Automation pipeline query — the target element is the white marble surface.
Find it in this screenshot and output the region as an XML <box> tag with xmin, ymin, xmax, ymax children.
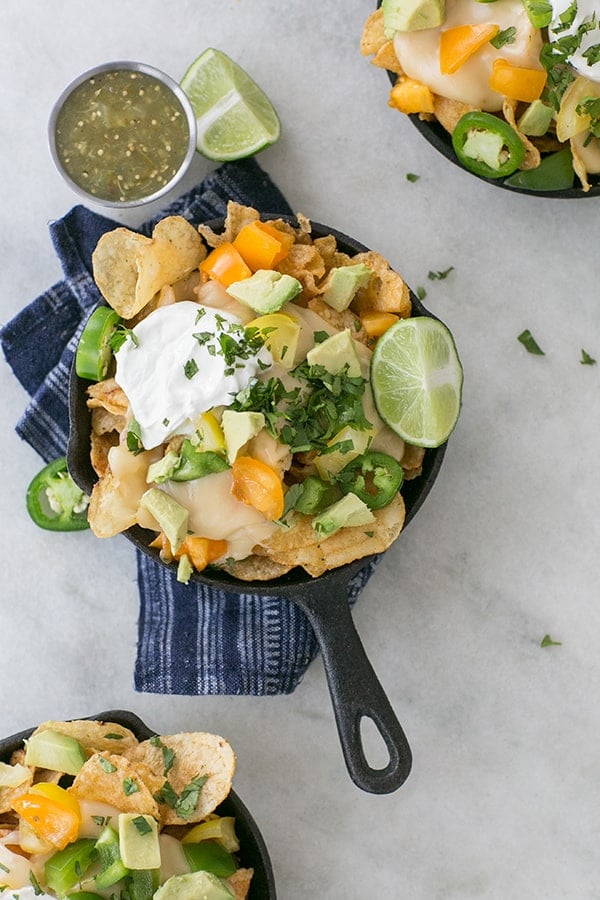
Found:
<box><xmin>2</xmin><ymin>1</ymin><xmax>600</xmax><ymax>897</ymax></box>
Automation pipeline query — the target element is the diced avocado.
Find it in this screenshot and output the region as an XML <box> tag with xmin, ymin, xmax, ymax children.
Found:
<box><xmin>461</xmin><ymin>129</ymin><xmax>505</xmax><ymax>171</ymax></box>
<box><xmin>321</xmin><ymin>264</ymin><xmax>372</xmax><ymax>312</ymax></box>
<box><xmin>139</xmin><ymin>487</ymin><xmax>188</xmax><ymax>554</ymax></box>
<box><xmin>146</xmin><ymin>450</ymin><xmax>180</xmax><ymax>484</ymax></box>
<box><xmin>182</xmin><ymin>840</ymin><xmax>237</xmax><ymax>878</ymax></box>
<box><xmin>517</xmin><ymin>100</ymin><xmax>553</xmax><ymax>137</ymax></box>
<box><xmin>312</xmin><ymin>492</ymin><xmax>375</xmax><ymax>538</ymax></box>
<box><xmin>154</xmin><ymin>870</ymin><xmax>234</xmax><ymax>899</ymax></box>
<box><xmin>118</xmin><ymin>814</ymin><xmax>161</xmax><ymax>870</ymax></box>
<box><xmin>306</xmin><ymin>329</ymin><xmax>362</xmax><ymax>377</ymax></box>
<box><xmin>382</xmin><ymin>0</ymin><xmax>445</xmax><ymax>34</ymax></box>
<box><xmin>177</xmin><ymin>553</ymin><xmax>194</xmax><ymax>585</ymax></box>
<box><xmin>221</xmin><ymin>410</ymin><xmax>265</xmax><ymax>463</ymax></box>
<box><xmin>227</xmin><ymin>269</ymin><xmax>302</xmax><ymax>314</ymax></box>
<box><xmin>25</xmin><ymin>729</ymin><xmax>87</xmax><ymax>776</ymax></box>
<box><xmin>314</xmin><ymin>426</ymin><xmax>372</xmax><ymax>480</ymax></box>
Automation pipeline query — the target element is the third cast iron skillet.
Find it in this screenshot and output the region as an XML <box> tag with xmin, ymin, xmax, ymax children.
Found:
<box><xmin>68</xmin><ymin>216</ymin><xmax>449</xmax><ymax>795</ymax></box>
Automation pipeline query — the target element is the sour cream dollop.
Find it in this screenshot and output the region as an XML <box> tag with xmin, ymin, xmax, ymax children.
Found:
<box><xmin>114</xmin><ymin>301</ymin><xmax>272</xmax><ymax>449</ymax></box>
<box><xmin>549</xmin><ymin>0</ymin><xmax>600</xmax><ymax>82</ymax></box>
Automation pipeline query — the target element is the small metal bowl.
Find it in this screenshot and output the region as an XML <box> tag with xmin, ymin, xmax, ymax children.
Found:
<box><xmin>0</xmin><ymin>709</ymin><xmax>277</xmax><ymax>899</ymax></box>
<box><xmin>48</xmin><ymin>61</ymin><xmax>198</xmax><ymax>209</ymax></box>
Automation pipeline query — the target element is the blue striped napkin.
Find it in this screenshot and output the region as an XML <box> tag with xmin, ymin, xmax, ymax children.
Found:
<box><xmin>1</xmin><ymin>158</ymin><xmax>380</xmax><ymax>695</ymax></box>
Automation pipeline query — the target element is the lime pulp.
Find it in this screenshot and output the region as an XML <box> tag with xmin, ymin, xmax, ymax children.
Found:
<box><xmin>370</xmin><ymin>316</ymin><xmax>463</xmax><ymax>448</ymax></box>
<box><xmin>180</xmin><ymin>48</ymin><xmax>281</xmax><ymax>161</ymax></box>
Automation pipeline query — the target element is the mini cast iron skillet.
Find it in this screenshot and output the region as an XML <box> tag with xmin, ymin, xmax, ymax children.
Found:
<box><xmin>0</xmin><ymin>709</ymin><xmax>277</xmax><ymax>899</ymax></box>
<box><xmin>68</xmin><ymin>218</ymin><xmax>448</xmax><ymax>795</ymax></box>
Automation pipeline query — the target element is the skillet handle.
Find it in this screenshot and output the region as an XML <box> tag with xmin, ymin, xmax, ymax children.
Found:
<box><xmin>295</xmin><ymin>578</ymin><xmax>412</xmax><ymax>794</ymax></box>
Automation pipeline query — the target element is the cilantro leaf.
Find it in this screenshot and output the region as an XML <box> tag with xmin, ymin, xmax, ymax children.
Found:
<box><xmin>518</xmin><ymin>329</ymin><xmax>545</xmax><ymax>355</ymax></box>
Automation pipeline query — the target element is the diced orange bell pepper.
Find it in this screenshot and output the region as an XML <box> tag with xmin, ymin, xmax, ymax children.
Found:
<box><xmin>233</xmin><ymin>221</ymin><xmax>294</xmax><ymax>270</ymax></box>
<box><xmin>439</xmin><ymin>23</ymin><xmax>500</xmax><ymax>75</ymax></box>
<box><xmin>489</xmin><ymin>58</ymin><xmax>547</xmax><ymax>103</ymax></box>
<box><xmin>360</xmin><ymin>311</ymin><xmax>399</xmax><ymax>338</ymax></box>
<box><xmin>12</xmin><ymin>784</ymin><xmax>81</xmax><ymax>850</ymax></box>
<box><xmin>255</xmin><ymin>221</ymin><xmax>294</xmax><ymax>263</ymax></box>
<box><xmin>231</xmin><ymin>456</ymin><xmax>285</xmax><ymax>521</ymax></box>
<box><xmin>200</xmin><ymin>242</ymin><xmax>252</xmax><ymax>288</ymax></box>
<box><xmin>150</xmin><ymin>533</ymin><xmax>228</xmax><ymax>572</ymax></box>
<box><xmin>178</xmin><ymin>536</ymin><xmax>228</xmax><ymax>571</ymax></box>
<box><xmin>389</xmin><ymin>77</ymin><xmax>435</xmax><ymax>115</ymax></box>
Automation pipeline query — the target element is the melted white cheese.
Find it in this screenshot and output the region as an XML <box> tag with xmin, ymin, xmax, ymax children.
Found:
<box><xmin>160</xmin><ymin>469</ymin><xmax>278</xmax><ymax>559</ymax></box>
<box><xmin>114</xmin><ymin>301</ymin><xmax>272</xmax><ymax>450</ymax></box>
<box><xmin>393</xmin><ymin>0</ymin><xmax>544</xmax><ymax>110</ymax></box>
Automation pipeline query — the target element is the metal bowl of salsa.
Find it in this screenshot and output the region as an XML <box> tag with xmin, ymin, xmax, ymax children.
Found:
<box><xmin>48</xmin><ymin>60</ymin><xmax>198</xmax><ymax>208</ymax></box>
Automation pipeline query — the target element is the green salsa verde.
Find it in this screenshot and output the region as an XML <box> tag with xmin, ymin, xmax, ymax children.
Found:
<box><xmin>54</xmin><ymin>68</ymin><xmax>192</xmax><ymax>203</ymax></box>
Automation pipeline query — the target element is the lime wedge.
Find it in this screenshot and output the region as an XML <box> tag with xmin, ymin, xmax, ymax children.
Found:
<box><xmin>181</xmin><ymin>48</ymin><xmax>281</xmax><ymax>161</ymax></box>
<box><xmin>371</xmin><ymin>316</ymin><xmax>463</xmax><ymax>448</ymax></box>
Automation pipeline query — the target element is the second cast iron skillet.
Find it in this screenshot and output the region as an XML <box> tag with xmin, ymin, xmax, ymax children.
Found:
<box><xmin>68</xmin><ymin>217</ymin><xmax>449</xmax><ymax>794</ymax></box>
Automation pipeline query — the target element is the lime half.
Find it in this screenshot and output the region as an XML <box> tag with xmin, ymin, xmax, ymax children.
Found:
<box><xmin>181</xmin><ymin>48</ymin><xmax>281</xmax><ymax>161</ymax></box>
<box><xmin>371</xmin><ymin>316</ymin><xmax>463</xmax><ymax>448</ymax></box>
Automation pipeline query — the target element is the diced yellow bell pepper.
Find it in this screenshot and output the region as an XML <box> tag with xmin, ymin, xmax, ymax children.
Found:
<box><xmin>489</xmin><ymin>58</ymin><xmax>547</xmax><ymax>103</ymax></box>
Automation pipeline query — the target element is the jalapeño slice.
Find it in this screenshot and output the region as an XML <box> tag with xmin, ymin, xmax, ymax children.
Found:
<box><xmin>76</xmin><ymin>306</ymin><xmax>121</xmax><ymax>381</ymax></box>
<box><xmin>335</xmin><ymin>451</ymin><xmax>404</xmax><ymax>510</ymax></box>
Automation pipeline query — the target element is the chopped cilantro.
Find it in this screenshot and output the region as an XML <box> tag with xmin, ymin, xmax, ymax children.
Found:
<box><xmin>154</xmin><ymin>773</ymin><xmax>207</xmax><ymax>819</ymax></box>
<box><xmin>103</xmin><ymin>732</ymin><xmax>124</xmax><ymax>740</ymax></box>
<box><xmin>98</xmin><ymin>756</ymin><xmax>117</xmax><ymax>774</ymax></box>
<box><xmin>518</xmin><ymin>329</ymin><xmax>545</xmax><ymax>355</ymax></box>
<box><xmin>175</xmin><ymin>774</ymin><xmax>208</xmax><ymax>819</ymax></box>
<box><xmin>580</xmin><ymin>348</ymin><xmax>597</xmax><ymax>365</ymax></box>
<box><xmin>490</xmin><ymin>26</ymin><xmax>516</xmax><ymax>49</ymax></box>
<box><xmin>406</xmin><ymin>172</ymin><xmax>420</xmax><ymax>182</ymax></box>
<box><xmin>428</xmin><ymin>267</ymin><xmax>454</xmax><ymax>280</ymax></box>
<box><xmin>109</xmin><ymin>324</ymin><xmax>139</xmax><ymax>352</ymax></box>
<box><xmin>132</xmin><ymin>815</ymin><xmax>153</xmax><ymax>835</ymax></box>
<box><xmin>150</xmin><ymin>735</ymin><xmax>176</xmax><ymax>775</ymax></box>
<box><xmin>576</xmin><ymin>97</ymin><xmax>600</xmax><ymax>140</ymax></box>
<box><xmin>540</xmin><ymin>634</ymin><xmax>562</xmax><ymax>647</ymax></box>
<box><xmin>126</xmin><ymin>419</ymin><xmax>144</xmax><ymax>455</ymax></box>
<box><xmin>29</xmin><ymin>871</ymin><xmax>44</xmax><ymax>895</ymax></box>
<box><xmin>0</xmin><ymin>864</ymin><xmax>8</xmax><ymax>875</ymax></box>
<box><xmin>416</xmin><ymin>286</ymin><xmax>427</xmax><ymax>301</ymax></box>
<box><xmin>184</xmin><ymin>358</ymin><xmax>199</xmax><ymax>379</ymax></box>
<box><xmin>123</xmin><ymin>777</ymin><xmax>139</xmax><ymax>796</ymax></box>
<box><xmin>313</xmin><ymin>330</ymin><xmax>330</xmax><ymax>344</ymax></box>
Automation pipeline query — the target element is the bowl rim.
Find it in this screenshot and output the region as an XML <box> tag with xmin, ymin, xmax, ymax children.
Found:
<box><xmin>48</xmin><ymin>59</ymin><xmax>198</xmax><ymax>209</ymax></box>
<box><xmin>0</xmin><ymin>709</ymin><xmax>277</xmax><ymax>899</ymax></box>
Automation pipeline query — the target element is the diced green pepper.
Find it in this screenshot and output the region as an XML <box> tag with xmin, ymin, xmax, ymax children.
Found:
<box><xmin>45</xmin><ymin>838</ymin><xmax>98</xmax><ymax>895</ymax></box>
<box><xmin>294</xmin><ymin>475</ymin><xmax>342</xmax><ymax>515</ymax></box>
<box><xmin>26</xmin><ymin>457</ymin><xmax>90</xmax><ymax>531</ymax></box>
<box><xmin>503</xmin><ymin>148</ymin><xmax>575</xmax><ymax>191</ymax></box>
<box><xmin>182</xmin><ymin>839</ymin><xmax>237</xmax><ymax>878</ymax></box>
<box><xmin>94</xmin><ymin>824</ymin><xmax>129</xmax><ymax>890</ymax></box>
<box><xmin>125</xmin><ymin>868</ymin><xmax>160</xmax><ymax>900</ymax></box>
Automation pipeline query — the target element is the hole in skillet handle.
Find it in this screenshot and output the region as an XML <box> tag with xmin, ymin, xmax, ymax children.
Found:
<box><xmin>375</xmin><ymin>2</ymin><xmax>600</xmax><ymax>198</ymax></box>
<box><xmin>0</xmin><ymin>710</ymin><xmax>277</xmax><ymax>899</ymax></box>
<box><xmin>66</xmin><ymin>214</ymin><xmax>448</xmax><ymax>793</ymax></box>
